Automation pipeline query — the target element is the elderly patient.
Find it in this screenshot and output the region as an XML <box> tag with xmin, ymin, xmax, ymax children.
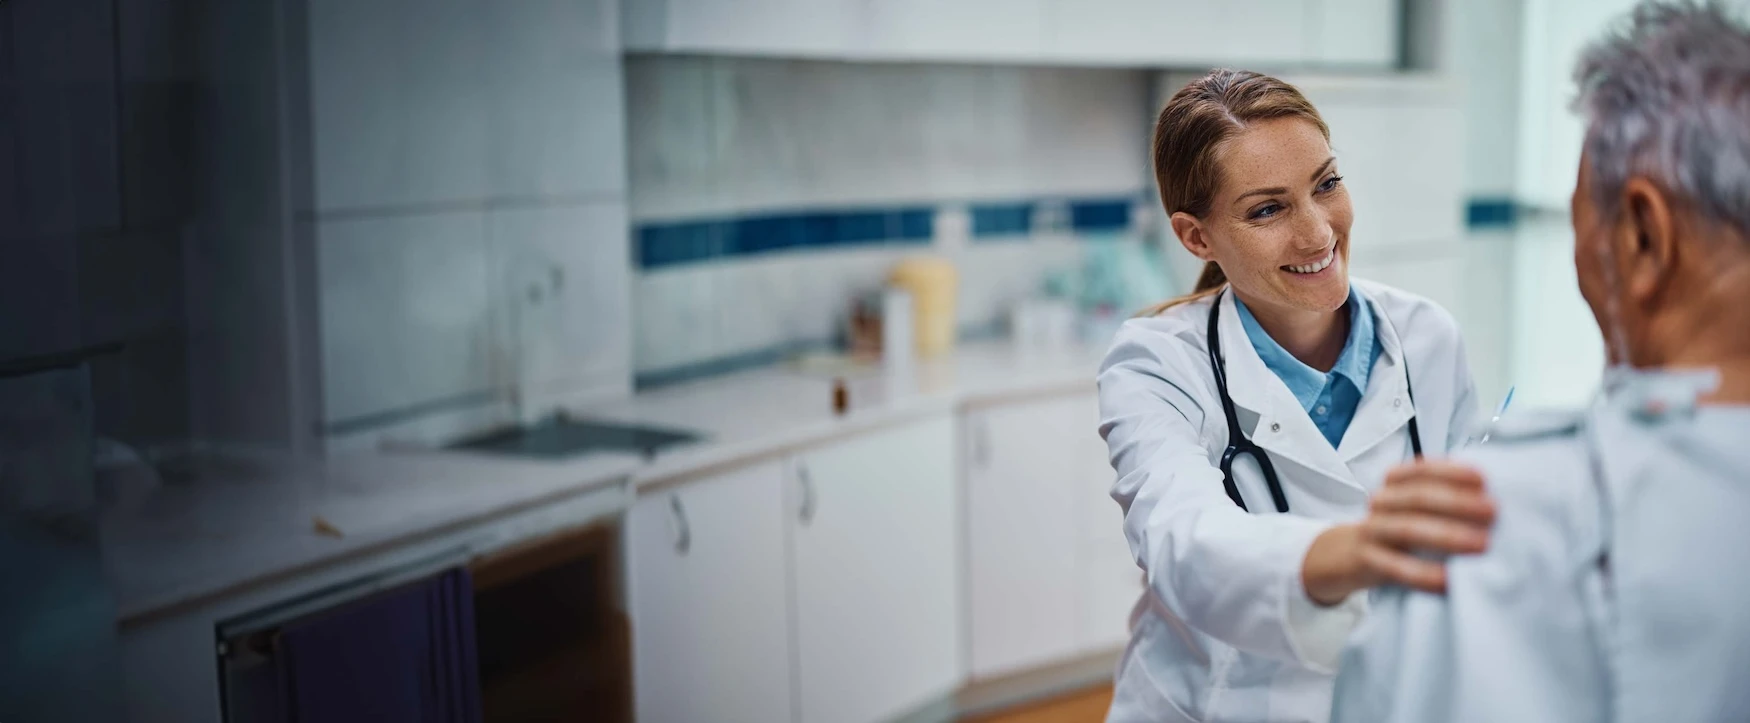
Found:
<box><xmin>1330</xmin><ymin>2</ymin><xmax>1750</xmax><ymax>722</ymax></box>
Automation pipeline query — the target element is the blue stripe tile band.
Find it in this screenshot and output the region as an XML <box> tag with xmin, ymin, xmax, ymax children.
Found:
<box><xmin>970</xmin><ymin>202</ymin><xmax>1035</xmax><ymax>238</ymax></box>
<box><xmin>1070</xmin><ymin>199</ymin><xmax>1131</xmax><ymax>232</ymax></box>
<box><xmin>638</xmin><ymin>207</ymin><xmax>934</xmax><ymax>269</ymax></box>
<box><xmin>636</xmin><ymin>195</ymin><xmax>1138</xmax><ymax>269</ymax></box>
<box><xmin>1465</xmin><ymin>198</ymin><xmax>1517</xmax><ymax>228</ymax></box>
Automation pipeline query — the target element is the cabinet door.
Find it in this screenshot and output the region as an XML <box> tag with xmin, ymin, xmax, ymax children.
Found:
<box><xmin>860</xmin><ymin>0</ymin><xmax>1047</xmax><ymax>63</ymax></box>
<box><xmin>625</xmin><ymin>0</ymin><xmax>857</xmax><ymax>57</ymax></box>
<box><xmin>627</xmin><ymin>461</ymin><xmax>793</xmax><ymax>723</ymax></box>
<box><xmin>1043</xmin><ymin>0</ymin><xmax>1310</xmax><ymax>66</ymax></box>
<box><xmin>1310</xmin><ymin>0</ymin><xmax>1401</xmax><ymax>67</ymax></box>
<box><xmin>965</xmin><ymin>397</ymin><xmax>1086</xmax><ymax>679</ymax></box>
<box><xmin>791</xmin><ymin>416</ymin><xmax>962</xmax><ymax>723</ymax></box>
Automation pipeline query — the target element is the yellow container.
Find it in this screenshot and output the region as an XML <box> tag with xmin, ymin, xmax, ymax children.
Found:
<box><xmin>888</xmin><ymin>256</ymin><xmax>959</xmax><ymax>358</ymax></box>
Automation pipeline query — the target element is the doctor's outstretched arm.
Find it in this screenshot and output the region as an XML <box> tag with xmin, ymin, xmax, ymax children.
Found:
<box><xmin>1098</xmin><ymin>327</ymin><xmax>1494</xmax><ymax>672</ymax></box>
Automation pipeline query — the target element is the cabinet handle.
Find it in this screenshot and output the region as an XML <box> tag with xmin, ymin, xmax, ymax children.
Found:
<box><xmin>669</xmin><ymin>493</ymin><xmax>691</xmax><ymax>555</ymax></box>
<box><xmin>797</xmin><ymin>464</ymin><xmax>817</xmax><ymax>525</ymax></box>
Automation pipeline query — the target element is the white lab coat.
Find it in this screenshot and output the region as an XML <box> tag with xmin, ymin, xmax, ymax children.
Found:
<box><xmin>1331</xmin><ymin>373</ymin><xmax>1750</xmax><ymax>723</ymax></box>
<box><xmin>1098</xmin><ymin>278</ymin><xmax>1479</xmax><ymax>723</ymax></box>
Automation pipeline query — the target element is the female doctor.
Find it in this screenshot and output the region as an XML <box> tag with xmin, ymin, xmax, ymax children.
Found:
<box><xmin>1098</xmin><ymin>69</ymin><xmax>1497</xmax><ymax>723</ymax></box>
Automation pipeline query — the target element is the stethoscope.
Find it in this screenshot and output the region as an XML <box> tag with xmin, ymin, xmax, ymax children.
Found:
<box><xmin>1206</xmin><ymin>288</ymin><xmax>1423</xmax><ymax>513</ymax></box>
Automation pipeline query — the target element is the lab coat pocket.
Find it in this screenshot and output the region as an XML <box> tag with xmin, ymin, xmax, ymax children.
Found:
<box><xmin>1110</xmin><ymin>654</ymin><xmax>1204</xmax><ymax>723</ymax></box>
<box><xmin>1110</xmin><ymin>615</ymin><xmax>1211</xmax><ymax>723</ymax></box>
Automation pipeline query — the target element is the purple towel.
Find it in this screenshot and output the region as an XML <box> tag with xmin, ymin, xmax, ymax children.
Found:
<box><xmin>278</xmin><ymin>568</ymin><xmax>482</xmax><ymax>723</ymax></box>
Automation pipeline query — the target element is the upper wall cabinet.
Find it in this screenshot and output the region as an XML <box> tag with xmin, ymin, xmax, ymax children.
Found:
<box><xmin>1041</xmin><ymin>0</ymin><xmax>1311</xmax><ymax>67</ymax></box>
<box><xmin>1311</xmin><ymin>0</ymin><xmax>1402</xmax><ymax>67</ymax></box>
<box><xmin>623</xmin><ymin>0</ymin><xmax>861</xmax><ymax>58</ymax></box>
<box><xmin>862</xmin><ymin>0</ymin><xmax>1049</xmax><ymax>64</ymax></box>
<box><xmin>623</xmin><ymin>0</ymin><xmax>1401</xmax><ymax>69</ymax></box>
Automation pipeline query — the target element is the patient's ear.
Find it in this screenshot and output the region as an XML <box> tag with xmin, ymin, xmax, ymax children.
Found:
<box><xmin>1618</xmin><ymin>176</ymin><xmax>1677</xmax><ymax>306</ymax></box>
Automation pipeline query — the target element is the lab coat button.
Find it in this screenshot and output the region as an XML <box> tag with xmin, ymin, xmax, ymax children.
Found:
<box><xmin>1394</xmin><ymin>398</ymin><xmax>1403</xmax><ymax>407</ymax></box>
<box><xmin>1270</xmin><ymin>422</ymin><xmax>1281</xmax><ymax>433</ymax></box>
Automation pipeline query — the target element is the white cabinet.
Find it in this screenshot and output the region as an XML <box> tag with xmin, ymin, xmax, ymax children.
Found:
<box><xmin>628</xmin><ymin>414</ymin><xmax>963</xmax><ymax>723</ymax></box>
<box><xmin>624</xmin><ymin>0</ymin><xmax>859</xmax><ymax>57</ymax></box>
<box><xmin>1043</xmin><ymin>0</ymin><xmax>1311</xmax><ymax>67</ymax></box>
<box><xmin>965</xmin><ymin>391</ymin><xmax>1141</xmax><ymax>679</ymax></box>
<box><xmin>861</xmin><ymin>0</ymin><xmax>1048</xmax><ymax>63</ymax></box>
<box><xmin>628</xmin><ymin>460</ymin><xmax>794</xmax><ymax>723</ymax></box>
<box><xmin>965</xmin><ymin>397</ymin><xmax>1086</xmax><ymax>679</ymax></box>
<box><xmin>1310</xmin><ymin>0</ymin><xmax>1402</xmax><ymax>67</ymax></box>
<box><xmin>791</xmin><ymin>415</ymin><xmax>962</xmax><ymax>723</ymax></box>
<box><xmin>625</xmin><ymin>0</ymin><xmax>1399</xmax><ymax>69</ymax></box>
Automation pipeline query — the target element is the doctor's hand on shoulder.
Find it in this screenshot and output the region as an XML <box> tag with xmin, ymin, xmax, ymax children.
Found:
<box><xmin>1303</xmin><ymin>461</ymin><xmax>1496</xmax><ymax>604</ymax></box>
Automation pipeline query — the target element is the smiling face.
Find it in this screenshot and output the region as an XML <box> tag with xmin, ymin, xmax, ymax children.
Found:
<box><xmin>1171</xmin><ymin>117</ymin><xmax>1354</xmax><ymax>315</ymax></box>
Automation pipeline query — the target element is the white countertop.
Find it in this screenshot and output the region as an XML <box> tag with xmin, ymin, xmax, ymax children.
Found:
<box><xmin>588</xmin><ymin>340</ymin><xmax>1107</xmax><ymax>487</ymax></box>
<box><xmin>102</xmin><ymin>339</ymin><xmax>1107</xmax><ymax>624</ymax></box>
<box><xmin>102</xmin><ymin>449</ymin><xmax>642</xmax><ymax>623</ymax></box>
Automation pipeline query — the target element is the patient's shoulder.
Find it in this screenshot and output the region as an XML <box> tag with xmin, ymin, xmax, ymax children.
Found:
<box><xmin>1454</xmin><ymin>408</ymin><xmax>1604</xmax><ymax>578</ymax></box>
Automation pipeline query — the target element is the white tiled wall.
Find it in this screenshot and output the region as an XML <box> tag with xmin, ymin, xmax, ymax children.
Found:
<box><xmin>309</xmin><ymin>0</ymin><xmax>491</xmax><ymax>212</ymax></box>
<box><xmin>625</xmin><ymin>58</ymin><xmax>1149</xmax><ymax>221</ymax></box>
<box><xmin>310</xmin><ymin>0</ymin><xmax>624</xmax><ymax>211</ymax></box>
<box><xmin>1283</xmin><ymin>73</ymin><xmax>1468</xmax><ymax>247</ymax></box>
<box><xmin>951</xmin><ymin>237</ymin><xmax>1088</xmax><ymax>330</ymax></box>
<box><xmin>1453</xmin><ymin>0</ymin><xmax>1525</xmax><ymax>200</ymax></box>
<box><xmin>1516</xmin><ymin>0</ymin><xmax>1643</xmax><ymax>210</ymax></box>
<box><xmin>627</xmin><ymin>58</ymin><xmax>1151</xmax><ymax>377</ymax></box>
<box><xmin>1508</xmin><ymin>217</ymin><xmax>1603</xmax><ymax>410</ymax></box>
<box><xmin>634</xmin><ymin>263</ymin><xmax>723</xmax><ymax>373</ymax></box>
<box><xmin>316</xmin><ymin>211</ymin><xmax>496</xmax><ymax>425</ymax></box>
<box><xmin>1042</xmin><ymin>0</ymin><xmax>1310</xmax><ymax>66</ymax></box>
<box><xmin>488</xmin><ymin>203</ymin><xmax>634</xmax><ymax>407</ymax></box>
<box><xmin>306</xmin><ymin>0</ymin><xmax>631</xmax><ymax>448</ymax></box>
<box><xmin>1348</xmin><ymin>238</ymin><xmax>1514</xmax><ymax>408</ymax></box>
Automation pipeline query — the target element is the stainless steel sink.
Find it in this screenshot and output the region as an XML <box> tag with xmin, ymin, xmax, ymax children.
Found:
<box><xmin>445</xmin><ymin>412</ymin><xmax>701</xmax><ymax>461</ymax></box>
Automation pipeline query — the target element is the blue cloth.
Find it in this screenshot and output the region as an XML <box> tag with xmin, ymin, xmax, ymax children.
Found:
<box><xmin>274</xmin><ymin>568</ymin><xmax>483</xmax><ymax>723</ymax></box>
<box><xmin>1234</xmin><ymin>289</ymin><xmax>1378</xmax><ymax>448</ymax></box>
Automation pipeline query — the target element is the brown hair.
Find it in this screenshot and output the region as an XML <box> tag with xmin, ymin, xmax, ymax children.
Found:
<box><xmin>1139</xmin><ymin>69</ymin><xmax>1330</xmax><ymax>316</ymax></box>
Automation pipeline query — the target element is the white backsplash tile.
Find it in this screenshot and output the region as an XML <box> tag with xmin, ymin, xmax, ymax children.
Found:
<box><xmin>708</xmin><ymin>253</ymin><xmax>807</xmax><ymax>355</ymax></box>
<box><xmin>634</xmin><ymin>240</ymin><xmax>1092</xmax><ymax>375</ymax></box>
<box><xmin>861</xmin><ymin>0</ymin><xmax>1048</xmax><ymax>61</ymax></box>
<box><xmin>308</xmin><ymin>0</ymin><xmax>490</xmax><ymax>212</ymax></box>
<box><xmin>483</xmin><ymin>0</ymin><xmax>626</xmax><ymax>199</ymax></box>
<box><xmin>627</xmin><ymin>58</ymin><xmax>1155</xmax><ymax>377</ymax></box>
<box><xmin>310</xmin><ymin>0</ymin><xmax>625</xmax><ymax>212</ymax></box>
<box><xmin>626</xmin><ymin>57</ymin><xmax>1149</xmax><ymax>222</ymax></box>
<box><xmin>316</xmin><ymin>210</ymin><xmax>495</xmax><ymax>425</ymax></box>
<box><xmin>953</xmin><ymin>239</ymin><xmax>1085</xmax><ymax>329</ymax></box>
<box><xmin>635</xmin><ymin>263</ymin><xmax>723</xmax><ymax>372</ymax></box>
<box><xmin>487</xmin><ymin>202</ymin><xmax>632</xmax><ymax>416</ymax></box>
<box><xmin>704</xmin><ymin>248</ymin><xmax>911</xmax><ymax>364</ymax></box>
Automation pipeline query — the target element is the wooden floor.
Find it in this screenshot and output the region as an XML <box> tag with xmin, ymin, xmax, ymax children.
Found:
<box><xmin>963</xmin><ymin>685</ymin><xmax>1113</xmax><ymax>723</ymax></box>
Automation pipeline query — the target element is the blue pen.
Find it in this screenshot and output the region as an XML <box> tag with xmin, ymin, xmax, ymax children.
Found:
<box><xmin>1478</xmin><ymin>386</ymin><xmax>1516</xmax><ymax>444</ymax></box>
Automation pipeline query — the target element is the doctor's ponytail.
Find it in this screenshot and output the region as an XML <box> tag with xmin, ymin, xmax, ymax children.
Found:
<box><xmin>1138</xmin><ymin>69</ymin><xmax>1328</xmax><ymax>317</ymax></box>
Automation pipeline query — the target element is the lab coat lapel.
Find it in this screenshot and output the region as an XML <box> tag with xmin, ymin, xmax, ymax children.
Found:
<box><xmin>1215</xmin><ymin>291</ymin><xmax>1360</xmax><ymax>493</ymax></box>
<box><xmin>1338</xmin><ymin>287</ymin><xmax>1417</xmax><ymax>463</ymax></box>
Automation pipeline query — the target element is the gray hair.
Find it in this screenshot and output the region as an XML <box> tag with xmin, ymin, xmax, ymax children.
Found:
<box><xmin>1573</xmin><ymin>0</ymin><xmax>1750</xmax><ymax>237</ymax></box>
